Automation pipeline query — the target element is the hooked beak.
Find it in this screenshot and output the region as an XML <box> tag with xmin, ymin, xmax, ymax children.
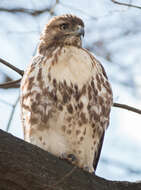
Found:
<box><xmin>76</xmin><ymin>26</ymin><xmax>85</xmax><ymax>37</ymax></box>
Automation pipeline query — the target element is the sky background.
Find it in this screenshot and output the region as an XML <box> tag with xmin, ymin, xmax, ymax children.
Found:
<box><xmin>0</xmin><ymin>0</ymin><xmax>141</xmax><ymax>181</ymax></box>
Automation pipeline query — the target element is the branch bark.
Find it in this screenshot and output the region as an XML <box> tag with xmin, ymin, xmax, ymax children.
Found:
<box><xmin>0</xmin><ymin>129</ymin><xmax>140</xmax><ymax>190</ymax></box>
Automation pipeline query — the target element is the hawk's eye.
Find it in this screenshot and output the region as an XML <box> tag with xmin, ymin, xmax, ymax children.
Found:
<box><xmin>60</xmin><ymin>23</ymin><xmax>69</xmax><ymax>30</ymax></box>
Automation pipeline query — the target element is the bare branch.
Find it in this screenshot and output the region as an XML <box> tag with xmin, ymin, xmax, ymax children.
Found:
<box><xmin>0</xmin><ymin>7</ymin><xmax>51</xmax><ymax>16</ymax></box>
<box><xmin>113</xmin><ymin>103</ymin><xmax>141</xmax><ymax>114</ymax></box>
<box><xmin>0</xmin><ymin>0</ymin><xmax>59</xmax><ymax>16</ymax></box>
<box><xmin>111</xmin><ymin>0</ymin><xmax>141</xmax><ymax>10</ymax></box>
<box><xmin>0</xmin><ymin>79</ymin><xmax>21</xmax><ymax>88</ymax></box>
<box><xmin>0</xmin><ymin>58</ymin><xmax>24</xmax><ymax>76</ymax></box>
<box><xmin>0</xmin><ymin>58</ymin><xmax>23</xmax><ymax>88</ymax></box>
<box><xmin>49</xmin><ymin>0</ymin><xmax>59</xmax><ymax>15</ymax></box>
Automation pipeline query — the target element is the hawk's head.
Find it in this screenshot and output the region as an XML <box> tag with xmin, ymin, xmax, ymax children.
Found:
<box><xmin>38</xmin><ymin>15</ymin><xmax>84</xmax><ymax>54</ymax></box>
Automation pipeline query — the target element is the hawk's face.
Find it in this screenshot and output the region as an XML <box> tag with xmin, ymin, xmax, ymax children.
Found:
<box><xmin>39</xmin><ymin>15</ymin><xmax>84</xmax><ymax>52</ymax></box>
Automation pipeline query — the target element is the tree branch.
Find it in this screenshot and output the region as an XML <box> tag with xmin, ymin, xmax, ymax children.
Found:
<box><xmin>111</xmin><ymin>0</ymin><xmax>141</xmax><ymax>10</ymax></box>
<box><xmin>0</xmin><ymin>129</ymin><xmax>140</xmax><ymax>190</ymax></box>
<box><xmin>113</xmin><ymin>103</ymin><xmax>141</xmax><ymax>114</ymax></box>
<box><xmin>0</xmin><ymin>7</ymin><xmax>51</xmax><ymax>16</ymax></box>
<box><xmin>0</xmin><ymin>0</ymin><xmax>59</xmax><ymax>16</ymax></box>
<box><xmin>0</xmin><ymin>79</ymin><xmax>21</xmax><ymax>88</ymax></box>
<box><xmin>0</xmin><ymin>58</ymin><xmax>24</xmax><ymax>76</ymax></box>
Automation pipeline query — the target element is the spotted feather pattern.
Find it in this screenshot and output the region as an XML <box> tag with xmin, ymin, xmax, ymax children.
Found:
<box><xmin>21</xmin><ymin>45</ymin><xmax>113</xmax><ymax>173</ymax></box>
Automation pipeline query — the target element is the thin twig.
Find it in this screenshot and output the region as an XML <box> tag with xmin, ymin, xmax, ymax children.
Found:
<box><xmin>113</xmin><ymin>103</ymin><xmax>141</xmax><ymax>114</ymax></box>
<box><xmin>0</xmin><ymin>1</ymin><xmax>59</xmax><ymax>16</ymax></box>
<box><xmin>0</xmin><ymin>7</ymin><xmax>50</xmax><ymax>16</ymax></box>
<box><xmin>50</xmin><ymin>0</ymin><xmax>59</xmax><ymax>15</ymax></box>
<box><xmin>111</xmin><ymin>0</ymin><xmax>141</xmax><ymax>10</ymax></box>
<box><xmin>0</xmin><ymin>79</ymin><xmax>21</xmax><ymax>89</ymax></box>
<box><xmin>6</xmin><ymin>96</ymin><xmax>19</xmax><ymax>132</ymax></box>
<box><xmin>0</xmin><ymin>58</ymin><xmax>24</xmax><ymax>76</ymax></box>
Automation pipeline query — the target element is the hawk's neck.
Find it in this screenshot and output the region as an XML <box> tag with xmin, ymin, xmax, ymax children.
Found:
<box><xmin>38</xmin><ymin>39</ymin><xmax>82</xmax><ymax>57</ymax></box>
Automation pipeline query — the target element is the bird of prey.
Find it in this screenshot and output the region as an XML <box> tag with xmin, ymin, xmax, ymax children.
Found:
<box><xmin>21</xmin><ymin>14</ymin><xmax>113</xmax><ymax>173</ymax></box>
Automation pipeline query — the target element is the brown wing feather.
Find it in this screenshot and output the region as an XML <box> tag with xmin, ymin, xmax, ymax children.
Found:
<box><xmin>93</xmin><ymin>131</ymin><xmax>105</xmax><ymax>171</ymax></box>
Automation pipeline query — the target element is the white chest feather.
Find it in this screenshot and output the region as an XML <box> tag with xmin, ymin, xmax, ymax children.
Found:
<box><xmin>49</xmin><ymin>46</ymin><xmax>94</xmax><ymax>88</ymax></box>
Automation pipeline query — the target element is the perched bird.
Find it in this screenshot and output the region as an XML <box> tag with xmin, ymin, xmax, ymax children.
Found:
<box><xmin>20</xmin><ymin>14</ymin><xmax>113</xmax><ymax>173</ymax></box>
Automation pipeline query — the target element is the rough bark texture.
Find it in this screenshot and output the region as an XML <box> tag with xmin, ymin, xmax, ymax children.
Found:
<box><xmin>0</xmin><ymin>129</ymin><xmax>140</xmax><ymax>190</ymax></box>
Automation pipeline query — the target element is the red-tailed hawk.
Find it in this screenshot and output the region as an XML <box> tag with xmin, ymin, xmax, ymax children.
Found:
<box><xmin>21</xmin><ymin>15</ymin><xmax>113</xmax><ymax>173</ymax></box>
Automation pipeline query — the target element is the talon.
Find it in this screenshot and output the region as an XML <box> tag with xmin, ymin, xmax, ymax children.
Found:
<box><xmin>60</xmin><ymin>153</ymin><xmax>78</xmax><ymax>165</ymax></box>
<box><xmin>84</xmin><ymin>166</ymin><xmax>94</xmax><ymax>173</ymax></box>
<box><xmin>84</xmin><ymin>166</ymin><xmax>89</xmax><ymax>172</ymax></box>
<box><xmin>68</xmin><ymin>154</ymin><xmax>77</xmax><ymax>162</ymax></box>
<box><xmin>59</xmin><ymin>153</ymin><xmax>67</xmax><ymax>159</ymax></box>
